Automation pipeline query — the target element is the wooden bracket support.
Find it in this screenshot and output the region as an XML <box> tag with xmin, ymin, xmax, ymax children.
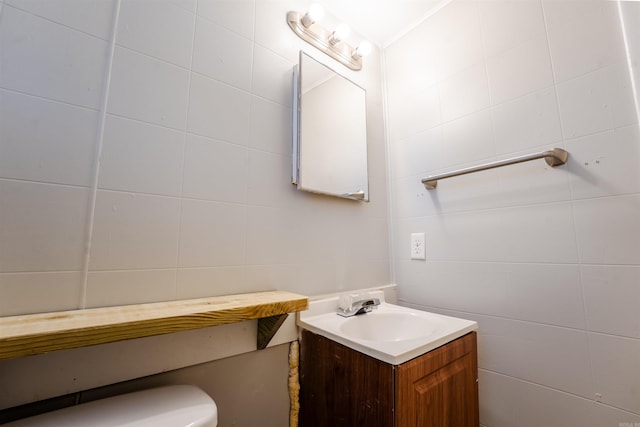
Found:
<box><xmin>257</xmin><ymin>314</ymin><xmax>289</xmax><ymax>350</ymax></box>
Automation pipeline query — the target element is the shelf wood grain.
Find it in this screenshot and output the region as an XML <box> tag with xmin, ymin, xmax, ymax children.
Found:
<box><xmin>0</xmin><ymin>291</ymin><xmax>308</xmax><ymax>361</ymax></box>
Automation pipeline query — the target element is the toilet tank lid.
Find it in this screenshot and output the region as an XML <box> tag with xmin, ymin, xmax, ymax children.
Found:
<box><xmin>5</xmin><ymin>385</ymin><xmax>218</xmax><ymax>427</ymax></box>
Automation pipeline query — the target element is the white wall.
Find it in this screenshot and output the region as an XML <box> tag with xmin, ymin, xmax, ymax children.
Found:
<box><xmin>0</xmin><ymin>0</ymin><xmax>389</xmax><ymax>420</ymax></box>
<box><xmin>385</xmin><ymin>0</ymin><xmax>640</xmax><ymax>425</ymax></box>
<box><xmin>0</xmin><ymin>0</ymin><xmax>389</xmax><ymax>314</ymax></box>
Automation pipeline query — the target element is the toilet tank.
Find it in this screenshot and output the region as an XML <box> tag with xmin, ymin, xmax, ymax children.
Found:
<box><xmin>4</xmin><ymin>385</ymin><xmax>218</xmax><ymax>427</ymax></box>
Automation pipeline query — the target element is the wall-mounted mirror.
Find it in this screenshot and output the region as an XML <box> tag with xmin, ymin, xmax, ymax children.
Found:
<box><xmin>292</xmin><ymin>52</ymin><xmax>369</xmax><ymax>201</ymax></box>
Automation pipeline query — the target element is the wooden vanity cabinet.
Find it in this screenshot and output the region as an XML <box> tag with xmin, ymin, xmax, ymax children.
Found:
<box><xmin>299</xmin><ymin>330</ymin><xmax>478</xmax><ymax>427</ymax></box>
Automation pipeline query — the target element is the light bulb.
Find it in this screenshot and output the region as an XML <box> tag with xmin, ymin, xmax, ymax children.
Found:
<box><xmin>335</xmin><ymin>23</ymin><xmax>351</xmax><ymax>40</ymax></box>
<box><xmin>301</xmin><ymin>3</ymin><xmax>324</xmax><ymax>27</ymax></box>
<box><xmin>354</xmin><ymin>40</ymin><xmax>372</xmax><ymax>57</ymax></box>
<box><xmin>329</xmin><ymin>23</ymin><xmax>350</xmax><ymax>45</ymax></box>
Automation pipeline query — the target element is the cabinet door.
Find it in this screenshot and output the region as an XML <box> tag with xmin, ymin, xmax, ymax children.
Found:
<box><xmin>395</xmin><ymin>332</ymin><xmax>479</xmax><ymax>427</ymax></box>
<box><xmin>299</xmin><ymin>330</ymin><xmax>395</xmax><ymax>427</ymax></box>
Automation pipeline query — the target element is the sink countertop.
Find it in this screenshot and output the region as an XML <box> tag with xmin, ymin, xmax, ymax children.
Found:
<box><xmin>297</xmin><ymin>291</ymin><xmax>477</xmax><ymax>365</ymax></box>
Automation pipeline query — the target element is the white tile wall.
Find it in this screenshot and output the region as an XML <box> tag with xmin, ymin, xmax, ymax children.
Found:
<box><xmin>428</xmin><ymin>0</ymin><xmax>484</xmax><ymax>80</ymax></box>
<box><xmin>182</xmin><ymin>134</ymin><xmax>248</xmax><ymax>203</ymax></box>
<box><xmin>475</xmin><ymin>314</ymin><xmax>592</xmax><ymax>398</ymax></box>
<box><xmin>245</xmin><ymin>206</ymin><xmax>299</xmax><ymax>265</ymax></box>
<box><xmin>187</xmin><ymin>73</ymin><xmax>251</xmax><ymax>143</ymax></box>
<box><xmin>392</xmin><ymin>126</ymin><xmax>444</xmax><ymax>179</ymax></box>
<box><xmin>0</xmin><ymin>272</ymin><xmax>83</xmax><ymax>316</ymax></box>
<box><xmin>491</xmin><ymin>87</ymin><xmax>563</xmax><ymax>155</ymax></box>
<box><xmin>177</xmin><ymin>199</ymin><xmax>246</xmax><ymax>268</ymax></box>
<box><xmin>108</xmin><ymin>47</ymin><xmax>190</xmax><ymax>130</ymax></box>
<box><xmin>590</xmin><ymin>333</ymin><xmax>640</xmax><ymax>414</ymax></box>
<box><xmin>411</xmin><ymin>202</ymin><xmax>578</xmax><ymax>263</ymax></box>
<box><xmin>557</xmin><ymin>65</ymin><xmax>637</xmax><ymax>139</ymax></box>
<box><xmin>176</xmin><ymin>266</ymin><xmax>249</xmax><ymax>299</ymax></box>
<box><xmin>246</xmin><ymin>150</ymin><xmax>297</xmax><ymax>208</ymax></box>
<box><xmin>566</xmin><ymin>125</ymin><xmax>640</xmax><ymax>199</ymax></box>
<box><xmin>557</xmin><ymin>69</ymin><xmax>614</xmax><ymax>138</ymax></box>
<box><xmin>248</xmin><ymin>96</ymin><xmax>292</xmax><ymax>155</ymax></box>
<box><xmin>192</xmin><ymin>16</ymin><xmax>253</xmax><ymax>91</ymax></box>
<box><xmin>397</xmin><ymin>261</ymin><xmax>585</xmax><ymax>328</ymax></box>
<box><xmin>0</xmin><ymin>0</ymin><xmax>389</xmax><ymax>326</ymax></box>
<box><xmin>251</xmin><ymin>45</ymin><xmax>296</xmax><ymax>107</ymax></box>
<box><xmin>440</xmin><ymin>109</ymin><xmax>495</xmax><ymax>168</ymax></box>
<box><xmin>253</xmin><ymin>0</ymin><xmax>307</xmax><ymax>62</ymax></box>
<box><xmin>197</xmin><ymin>0</ymin><xmax>255</xmax><ymax>40</ymax></box>
<box><xmin>89</xmin><ymin>190</ymin><xmax>181</xmax><ymax>270</ymax></box>
<box><xmin>116</xmin><ymin>0</ymin><xmax>195</xmax><ymax>69</ymax></box>
<box><xmin>0</xmin><ymin>6</ymin><xmax>109</xmax><ymax>109</ymax></box>
<box><xmin>479</xmin><ymin>0</ymin><xmax>546</xmax><ymax>59</ymax></box>
<box><xmin>606</xmin><ymin>63</ymin><xmax>639</xmax><ymax>129</ymax></box>
<box><xmin>620</xmin><ymin>2</ymin><xmax>640</xmax><ymax>111</ymax></box>
<box><xmin>99</xmin><ymin>115</ymin><xmax>185</xmax><ymax>196</ymax></box>
<box><xmin>479</xmin><ymin>370</ymin><xmax>640</xmax><ymax>427</ymax></box>
<box><xmin>0</xmin><ymin>180</ymin><xmax>89</xmax><ymax>272</ymax></box>
<box><xmin>573</xmin><ymin>194</ymin><xmax>640</xmax><ymax>265</ymax></box>
<box><xmin>438</xmin><ymin>63</ymin><xmax>490</xmax><ymax>122</ymax></box>
<box><xmin>543</xmin><ymin>0</ymin><xmax>627</xmax><ymax>83</ymax></box>
<box><xmin>485</xmin><ymin>33</ymin><xmax>554</xmax><ymax>105</ymax></box>
<box><xmin>5</xmin><ymin>0</ymin><xmax>115</xmax><ymax>39</ymax></box>
<box><xmin>0</xmin><ymin>90</ymin><xmax>98</xmax><ymax>186</ymax></box>
<box><xmin>168</xmin><ymin>0</ymin><xmax>196</xmax><ymax>13</ymax></box>
<box><xmin>494</xmin><ymin>145</ymin><xmax>572</xmax><ymax>207</ymax></box>
<box><xmin>582</xmin><ymin>265</ymin><xmax>640</xmax><ymax>339</ymax></box>
<box><xmin>387</xmin><ymin>0</ymin><xmax>640</xmax><ymax>423</ymax></box>
<box><xmin>384</xmin><ymin>24</ymin><xmax>439</xmax><ymax>95</ymax></box>
<box><xmin>387</xmin><ymin>83</ymin><xmax>441</xmax><ymax>142</ymax></box>
<box><xmin>86</xmin><ymin>269</ymin><xmax>177</xmax><ymax>308</ymax></box>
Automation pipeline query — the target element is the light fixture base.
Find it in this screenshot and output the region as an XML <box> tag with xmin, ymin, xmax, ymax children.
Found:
<box><xmin>287</xmin><ymin>11</ymin><xmax>363</xmax><ymax>71</ymax></box>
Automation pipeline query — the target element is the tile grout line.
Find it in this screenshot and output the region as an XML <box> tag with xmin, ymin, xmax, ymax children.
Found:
<box><xmin>79</xmin><ymin>0</ymin><xmax>121</xmax><ymax>310</ymax></box>
<box><xmin>475</xmin><ymin>0</ymin><xmax>500</xmax><ymax>167</ymax></box>
<box><xmin>540</xmin><ymin>0</ymin><xmax>598</xmax><ymax>400</ymax></box>
<box><xmin>401</xmin><ymin>300</ymin><xmax>640</xmax><ymax>342</ymax></box>
<box><xmin>380</xmin><ymin>43</ymin><xmax>397</xmax><ymax>286</ymax></box>
<box><xmin>173</xmin><ymin>0</ymin><xmax>200</xmax><ymax>297</ymax></box>
<box><xmin>478</xmin><ymin>368</ymin><xmax>640</xmax><ymax>417</ymax></box>
<box><xmin>242</xmin><ymin>0</ymin><xmax>257</xmax><ymax>267</ymax></box>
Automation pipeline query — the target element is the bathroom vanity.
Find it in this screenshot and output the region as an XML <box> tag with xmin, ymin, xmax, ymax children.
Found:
<box><xmin>299</xmin><ymin>330</ymin><xmax>478</xmax><ymax>426</ymax></box>
<box><xmin>296</xmin><ymin>292</ymin><xmax>479</xmax><ymax>426</ymax></box>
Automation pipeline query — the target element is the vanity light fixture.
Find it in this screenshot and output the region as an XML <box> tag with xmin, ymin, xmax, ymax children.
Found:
<box><xmin>287</xmin><ymin>4</ymin><xmax>371</xmax><ymax>71</ymax></box>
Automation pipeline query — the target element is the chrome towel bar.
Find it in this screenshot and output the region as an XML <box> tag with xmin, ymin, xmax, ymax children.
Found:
<box><xmin>422</xmin><ymin>148</ymin><xmax>569</xmax><ymax>190</ymax></box>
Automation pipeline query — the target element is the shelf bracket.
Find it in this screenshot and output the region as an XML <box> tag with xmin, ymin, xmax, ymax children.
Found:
<box><xmin>257</xmin><ymin>314</ymin><xmax>289</xmax><ymax>350</ymax></box>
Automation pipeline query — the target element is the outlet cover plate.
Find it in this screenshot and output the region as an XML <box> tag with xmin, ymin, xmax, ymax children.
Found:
<box><xmin>411</xmin><ymin>233</ymin><xmax>426</xmax><ymax>260</ymax></box>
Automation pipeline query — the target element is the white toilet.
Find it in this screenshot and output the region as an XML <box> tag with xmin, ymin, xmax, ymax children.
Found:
<box><xmin>4</xmin><ymin>385</ymin><xmax>218</xmax><ymax>427</ymax></box>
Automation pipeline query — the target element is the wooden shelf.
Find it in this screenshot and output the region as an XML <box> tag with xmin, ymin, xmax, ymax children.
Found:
<box><xmin>0</xmin><ymin>291</ymin><xmax>308</xmax><ymax>361</ymax></box>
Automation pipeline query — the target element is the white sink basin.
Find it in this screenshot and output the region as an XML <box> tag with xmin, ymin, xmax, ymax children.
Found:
<box><xmin>297</xmin><ymin>291</ymin><xmax>477</xmax><ymax>365</ymax></box>
<box><xmin>339</xmin><ymin>311</ymin><xmax>441</xmax><ymax>342</ymax></box>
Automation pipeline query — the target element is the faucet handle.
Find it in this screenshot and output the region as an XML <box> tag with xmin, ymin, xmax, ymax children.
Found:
<box><xmin>338</xmin><ymin>295</ymin><xmax>353</xmax><ymax>311</ymax></box>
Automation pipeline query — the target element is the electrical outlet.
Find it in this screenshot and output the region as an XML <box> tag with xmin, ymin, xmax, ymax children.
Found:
<box><xmin>410</xmin><ymin>233</ymin><xmax>426</xmax><ymax>260</ymax></box>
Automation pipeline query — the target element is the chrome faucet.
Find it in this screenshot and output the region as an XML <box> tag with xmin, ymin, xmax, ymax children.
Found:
<box><xmin>337</xmin><ymin>297</ymin><xmax>381</xmax><ymax>317</ymax></box>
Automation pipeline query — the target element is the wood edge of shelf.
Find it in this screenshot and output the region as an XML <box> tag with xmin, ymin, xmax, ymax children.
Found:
<box><xmin>0</xmin><ymin>291</ymin><xmax>308</xmax><ymax>361</ymax></box>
